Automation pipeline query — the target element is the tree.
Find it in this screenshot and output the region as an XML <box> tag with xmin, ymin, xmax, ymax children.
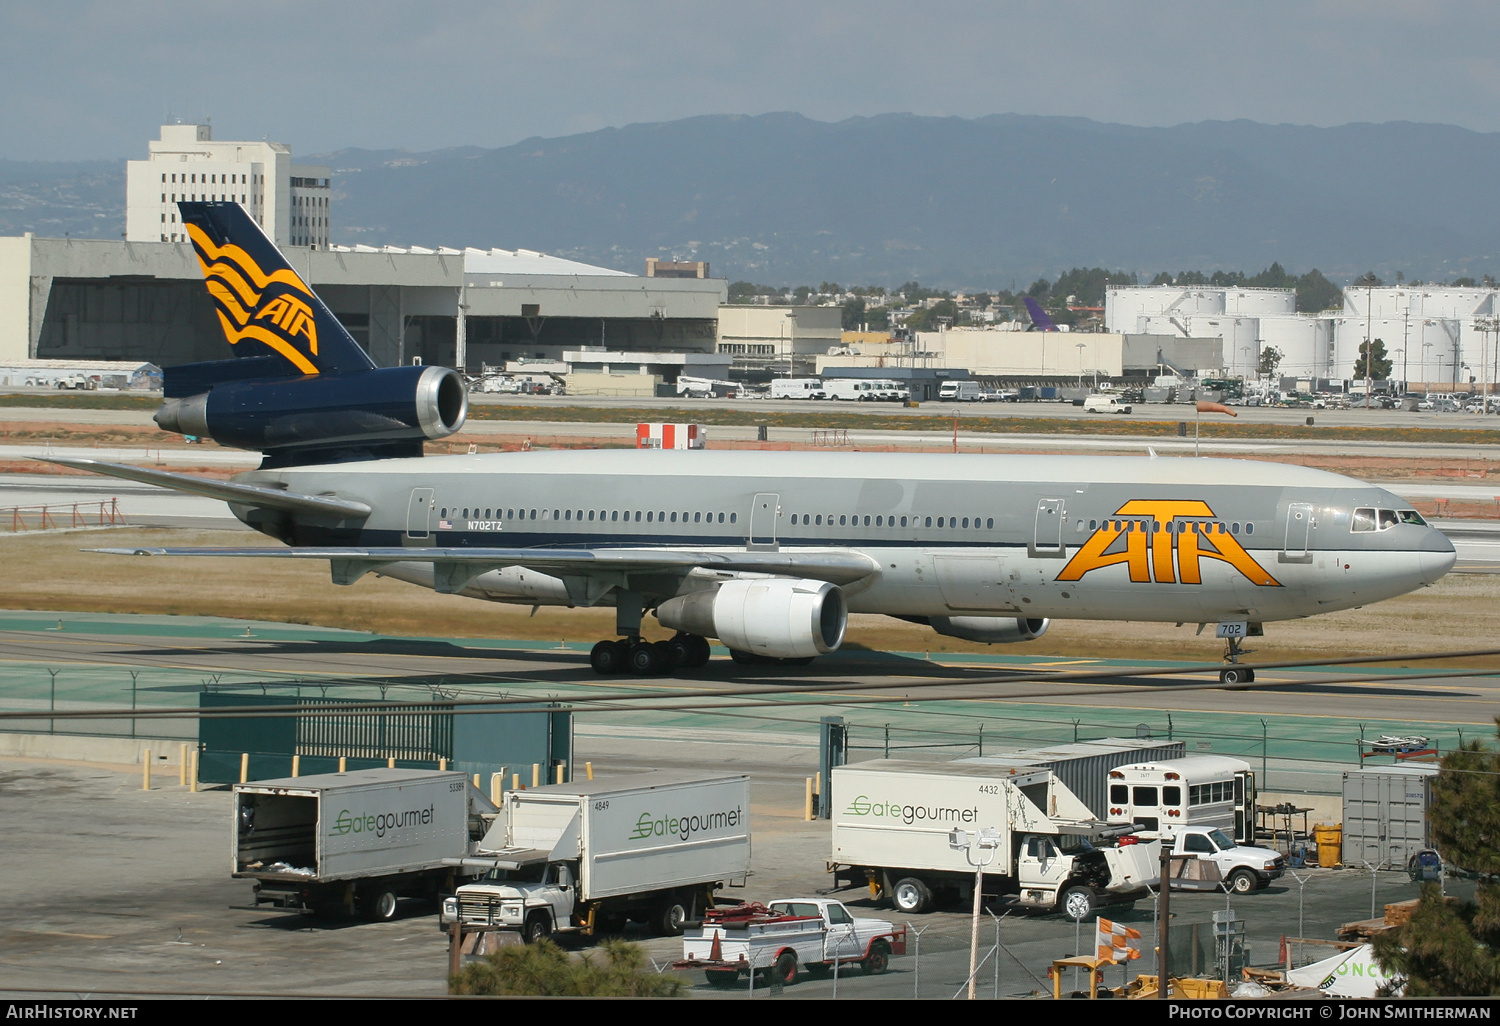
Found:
<box><xmin>450</xmin><ymin>938</ymin><xmax>685</xmax><ymax>997</ymax></box>
<box><xmin>727</xmin><ymin>281</ymin><xmax>758</xmax><ymax>303</ymax></box>
<box><xmin>1258</xmin><ymin>346</ymin><xmax>1284</xmax><ymax>379</ymax></box>
<box><xmin>1149</xmin><ymin>271</ymin><xmax>1173</xmax><ymax>286</ymax></box>
<box><xmin>1373</xmin><ymin>722</ymin><xmax>1500</xmax><ymax>995</ymax></box>
<box><xmin>1355</xmin><ymin>337</ymin><xmax>1393</xmax><ymax>381</ymax></box>
<box><xmin>905</xmin><ymin>298</ymin><xmax>960</xmax><ymax>333</ymax></box>
<box><xmin>1295</xmin><ymin>270</ymin><xmax>1341</xmax><ymax>313</ymax></box>
<box><xmin>841</xmin><ymin>296</ymin><xmax>866</xmax><ymax>330</ymax></box>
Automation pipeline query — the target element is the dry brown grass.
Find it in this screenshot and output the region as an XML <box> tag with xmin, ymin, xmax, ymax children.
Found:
<box><xmin>1</xmin><ymin>527</ymin><xmax>1492</xmax><ymax>669</ymax></box>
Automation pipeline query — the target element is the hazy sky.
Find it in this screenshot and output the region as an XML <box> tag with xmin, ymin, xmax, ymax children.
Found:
<box><xmin>5</xmin><ymin>0</ymin><xmax>1499</xmax><ymax>161</ymax></box>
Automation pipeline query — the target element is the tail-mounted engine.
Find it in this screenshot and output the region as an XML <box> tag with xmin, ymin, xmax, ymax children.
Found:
<box><xmin>155</xmin><ymin>363</ymin><xmax>467</xmax><ymax>467</ymax></box>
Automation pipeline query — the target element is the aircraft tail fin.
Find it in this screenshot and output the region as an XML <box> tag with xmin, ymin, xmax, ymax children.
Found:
<box><xmin>177</xmin><ymin>201</ymin><xmax>376</xmax><ymax>379</ymax></box>
<box><xmin>1023</xmin><ymin>296</ymin><xmax>1059</xmax><ymax>332</ymax></box>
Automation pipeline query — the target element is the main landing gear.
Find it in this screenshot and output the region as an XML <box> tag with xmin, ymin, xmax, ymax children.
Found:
<box><xmin>589</xmin><ymin>633</ymin><xmax>711</xmax><ymax>676</ymax></box>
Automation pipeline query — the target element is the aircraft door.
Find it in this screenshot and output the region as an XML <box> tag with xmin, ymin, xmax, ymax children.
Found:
<box><xmin>749</xmin><ymin>492</ymin><xmax>780</xmax><ymax>548</ymax></box>
<box><xmin>1030</xmin><ymin>497</ymin><xmax>1066</xmax><ymax>558</ymax></box>
<box><xmin>1281</xmin><ymin>502</ymin><xmax>1313</xmax><ymax>563</ymax></box>
<box><xmin>406</xmin><ymin>488</ymin><xmax>435</xmax><ymax>540</ymax></box>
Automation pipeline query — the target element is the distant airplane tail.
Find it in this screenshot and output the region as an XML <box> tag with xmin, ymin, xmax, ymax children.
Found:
<box><xmin>156</xmin><ymin>201</ymin><xmax>466</xmax><ymax>468</ymax></box>
<box><xmin>1023</xmin><ymin>296</ymin><xmax>1059</xmax><ymax>332</ymax></box>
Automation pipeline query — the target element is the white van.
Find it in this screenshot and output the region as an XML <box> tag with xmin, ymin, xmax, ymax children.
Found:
<box><xmin>938</xmin><ymin>380</ymin><xmax>981</xmax><ymax>402</ymax></box>
<box><xmin>1083</xmin><ymin>395</ymin><xmax>1132</xmax><ymax>414</ymax></box>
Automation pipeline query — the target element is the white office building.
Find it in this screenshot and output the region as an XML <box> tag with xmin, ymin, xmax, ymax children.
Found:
<box><xmin>125</xmin><ymin>123</ymin><xmax>331</xmax><ymax>248</ymax></box>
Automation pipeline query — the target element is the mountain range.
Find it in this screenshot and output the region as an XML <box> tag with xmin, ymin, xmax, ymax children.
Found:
<box><xmin>2</xmin><ymin>113</ymin><xmax>1497</xmax><ymax>288</ymax></box>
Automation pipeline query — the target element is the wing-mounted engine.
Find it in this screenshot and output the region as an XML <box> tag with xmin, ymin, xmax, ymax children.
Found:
<box><xmin>155</xmin><ymin>363</ymin><xmax>467</xmax><ymax>466</ymax></box>
<box><xmin>655</xmin><ymin>578</ymin><xmax>847</xmax><ymax>659</ymax></box>
<box><xmin>927</xmin><ymin>616</ymin><xmax>1049</xmax><ymax>644</ymax></box>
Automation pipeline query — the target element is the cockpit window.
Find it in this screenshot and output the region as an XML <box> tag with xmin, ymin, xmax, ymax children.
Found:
<box><xmin>1399</xmin><ymin>510</ymin><xmax>1426</xmax><ymax>526</ymax></box>
<box><xmin>1353</xmin><ymin>507</ymin><xmax>1404</xmax><ymax>533</ymax></box>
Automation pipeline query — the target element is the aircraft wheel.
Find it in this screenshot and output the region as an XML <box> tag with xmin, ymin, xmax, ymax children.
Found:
<box><xmin>729</xmin><ymin>649</ymin><xmax>762</xmax><ymax>665</ymax></box>
<box><xmin>669</xmin><ymin>634</ymin><xmax>712</xmax><ymax>669</ymax></box>
<box><xmin>1219</xmin><ymin>667</ymin><xmax>1255</xmax><ymax>685</ymax></box>
<box><xmin>590</xmin><ymin>640</ymin><xmax>625</xmax><ymax>675</ymax></box>
<box><xmin>687</xmin><ymin>635</ymin><xmax>712</xmax><ymax>667</ymax></box>
<box><xmin>652</xmin><ymin>639</ymin><xmax>680</xmax><ymax>672</ymax></box>
<box><xmin>629</xmin><ymin>640</ymin><xmax>665</xmax><ymax>676</ymax></box>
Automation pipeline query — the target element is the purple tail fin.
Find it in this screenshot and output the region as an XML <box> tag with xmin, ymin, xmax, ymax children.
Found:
<box><xmin>1023</xmin><ymin>296</ymin><xmax>1059</xmax><ymax>332</ymax></box>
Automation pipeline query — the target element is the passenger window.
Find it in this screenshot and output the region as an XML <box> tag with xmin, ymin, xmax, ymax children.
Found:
<box><xmin>634</xmin><ymin>511</ymin><xmax>642</xmax><ymax>522</ymax></box>
<box><xmin>485</xmin><ymin>508</ymin><xmax>492</xmax><ymax>519</ymax></box>
<box><xmin>440</xmin><ymin>508</ymin><xmax>447</xmax><ymax>518</ymax></box>
<box><xmin>1132</xmin><ymin>786</ymin><xmax>1158</xmax><ymax>806</ymax></box>
<box><xmin>718</xmin><ymin>513</ymin><xmax>725</xmax><ymax>523</ymax></box>
<box><xmin>875</xmin><ymin>516</ymin><xmax>883</xmax><ymax>526</ymax></box>
<box><xmin>901</xmin><ymin>516</ymin><xmax>908</xmax><ymax>527</ymax></box>
<box><xmin>462</xmin><ymin>508</ymin><xmax>469</xmax><ymax>519</ymax></box>
<box><xmin>1110</xmin><ymin>784</ymin><xmax>1127</xmax><ymax>803</ymax></box>
<box><xmin>1163</xmin><ymin>786</ymin><xmax>1181</xmax><ymax>806</ymax></box>
<box><xmin>962</xmin><ymin>517</ymin><xmax>970</xmax><ymax>528</ymax></box>
<box><xmin>839</xmin><ymin>515</ymin><xmax>847</xmax><ymax>526</ymax></box>
<box><xmin>647</xmin><ymin>511</ymin><xmax>654</xmax><ymax>522</ymax></box>
<box><xmin>1352</xmin><ymin>508</ymin><xmax>1376</xmax><ymax>532</ymax></box>
<box><xmin>729</xmin><ymin>513</ymin><xmax>737</xmax><ymax>524</ymax></box>
<box><xmin>1245</xmin><ymin>522</ymin><xmax>1254</xmax><ymax>535</ymax></box>
<box><xmin>815</xmin><ymin>515</ymin><xmax>823</xmax><ymax>525</ymax></box>
<box><xmin>611</xmin><ymin>511</ymin><xmax>619</xmax><ymax>522</ymax></box>
<box><xmin>529</xmin><ymin>509</ymin><xmax>537</xmax><ymax>520</ymax></box>
<box><xmin>987</xmin><ymin>518</ymin><xmax>993</xmax><ymax>529</ymax></box>
<box><xmin>863</xmin><ymin>515</ymin><xmax>871</xmax><ymax>527</ymax></box>
<box><xmin>925</xmin><ymin>517</ymin><xmax>932</xmax><ymax>527</ymax></box>
<box><xmin>937</xmin><ymin>517</ymin><xmax>945</xmax><ymax>527</ymax></box>
<box><xmin>564</xmin><ymin>510</ymin><xmax>571</xmax><ymax>521</ymax></box>
<box><xmin>694</xmin><ymin>512</ymin><xmax>702</xmax><ymax>523</ymax></box>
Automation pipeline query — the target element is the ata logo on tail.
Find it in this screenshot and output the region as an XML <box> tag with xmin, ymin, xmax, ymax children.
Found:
<box><xmin>1057</xmin><ymin>500</ymin><xmax>1281</xmax><ymax>587</ymax></box>
<box><xmin>185</xmin><ymin>222</ymin><xmax>321</xmax><ymax>375</ymax></box>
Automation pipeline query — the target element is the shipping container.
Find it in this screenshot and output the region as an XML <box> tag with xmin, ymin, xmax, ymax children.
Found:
<box><xmin>1341</xmin><ymin>765</ymin><xmax>1438</xmax><ymax>869</ymax></box>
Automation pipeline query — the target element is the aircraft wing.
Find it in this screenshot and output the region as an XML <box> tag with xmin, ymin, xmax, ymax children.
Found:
<box><xmin>90</xmin><ymin>545</ymin><xmax>882</xmax><ymax>587</ymax></box>
<box><xmin>37</xmin><ymin>458</ymin><xmax>371</xmax><ymax>519</ymax></box>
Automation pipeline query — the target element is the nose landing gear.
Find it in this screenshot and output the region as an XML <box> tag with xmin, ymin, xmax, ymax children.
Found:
<box><xmin>1219</xmin><ymin>633</ymin><xmax>1255</xmax><ymax>686</ymax></box>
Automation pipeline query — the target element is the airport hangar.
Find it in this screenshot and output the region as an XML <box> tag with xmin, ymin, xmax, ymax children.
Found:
<box><xmin>0</xmin><ymin>233</ymin><xmax>726</xmax><ymax>377</ymax></box>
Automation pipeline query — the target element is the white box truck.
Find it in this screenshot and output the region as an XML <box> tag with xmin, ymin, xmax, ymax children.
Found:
<box><xmin>769</xmin><ymin>377</ymin><xmax>823</xmax><ymax>400</ymax></box>
<box><xmin>442</xmin><ymin>772</ymin><xmax>751</xmax><ymax>942</ymax></box>
<box><xmin>830</xmin><ymin>760</ymin><xmax>1159</xmax><ymax>919</ymax></box>
<box><xmin>233</xmin><ymin>768</ymin><xmax>497</xmax><ymax>921</ymax></box>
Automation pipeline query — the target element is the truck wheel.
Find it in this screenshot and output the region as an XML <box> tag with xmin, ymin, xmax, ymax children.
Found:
<box><xmin>705</xmin><ymin>969</ymin><xmax>741</xmax><ymax>989</ymax></box>
<box><xmin>523</xmin><ymin>911</ymin><xmax>552</xmax><ymax>944</ymax></box>
<box><xmin>365</xmin><ymin>888</ymin><xmax>399</xmax><ymax>922</ymax></box>
<box><xmin>892</xmin><ymin>876</ymin><xmax>932</xmax><ymax>914</ymax></box>
<box><xmin>1228</xmin><ymin>869</ymin><xmax>1258</xmax><ymax>894</ymax></box>
<box><xmin>653</xmin><ymin>897</ymin><xmax>689</xmax><ymax>936</ymax></box>
<box><xmin>1059</xmin><ymin>885</ymin><xmax>1096</xmax><ymax>920</ymax></box>
<box><xmin>771</xmin><ymin>951</ymin><xmax>798</xmax><ymax>986</ymax></box>
<box><xmin>862</xmin><ymin>940</ymin><xmax>891</xmax><ymax>975</ymax></box>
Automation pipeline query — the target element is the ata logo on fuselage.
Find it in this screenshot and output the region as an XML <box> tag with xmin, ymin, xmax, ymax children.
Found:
<box><xmin>1057</xmin><ymin>499</ymin><xmax>1281</xmax><ymax>587</ymax></box>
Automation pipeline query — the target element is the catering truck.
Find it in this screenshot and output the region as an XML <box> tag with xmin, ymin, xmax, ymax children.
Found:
<box><xmin>441</xmin><ymin>772</ymin><xmax>751</xmax><ymax>942</ymax></box>
<box><xmin>830</xmin><ymin>760</ymin><xmax>1160</xmax><ymax>919</ymax></box>
<box><xmin>232</xmin><ymin>768</ymin><xmax>497</xmax><ymax>920</ymax></box>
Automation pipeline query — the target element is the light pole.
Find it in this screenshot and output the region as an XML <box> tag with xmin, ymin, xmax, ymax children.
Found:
<box><xmin>1474</xmin><ymin>318</ymin><xmax>1499</xmax><ymax>412</ymax></box>
<box><xmin>784</xmin><ymin>311</ymin><xmax>797</xmax><ymax>379</ymax></box>
<box><xmin>949</xmin><ymin>827</ymin><xmax>1000</xmax><ymax>1001</ymax></box>
<box><xmin>1076</xmin><ymin>341</ymin><xmax>1086</xmax><ymax>388</ymax></box>
<box><xmin>1423</xmin><ymin>341</ymin><xmax>1434</xmax><ymax>396</ymax></box>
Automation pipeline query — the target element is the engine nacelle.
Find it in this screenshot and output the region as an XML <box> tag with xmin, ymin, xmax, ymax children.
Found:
<box><xmin>655</xmin><ymin>578</ymin><xmax>847</xmax><ymax>659</ymax></box>
<box><xmin>928</xmin><ymin>616</ymin><xmax>1049</xmax><ymax>644</ymax></box>
<box><xmin>155</xmin><ymin>364</ymin><xmax>467</xmax><ymax>460</ymax></box>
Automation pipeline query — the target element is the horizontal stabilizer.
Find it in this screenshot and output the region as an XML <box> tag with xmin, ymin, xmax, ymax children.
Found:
<box><xmin>39</xmin><ymin>458</ymin><xmax>370</xmax><ymax>519</ymax></box>
<box><xmin>86</xmin><ymin>544</ymin><xmax>880</xmax><ymax>586</ymax></box>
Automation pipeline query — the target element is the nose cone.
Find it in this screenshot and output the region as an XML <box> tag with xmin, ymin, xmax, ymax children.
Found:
<box><xmin>1420</xmin><ymin>530</ymin><xmax>1457</xmax><ymax>584</ymax></box>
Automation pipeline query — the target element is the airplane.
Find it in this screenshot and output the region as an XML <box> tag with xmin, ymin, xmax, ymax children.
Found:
<box><xmin>49</xmin><ymin>202</ymin><xmax>1457</xmax><ymax>682</ymax></box>
<box><xmin>1023</xmin><ymin>296</ymin><xmax>1059</xmax><ymax>331</ymax></box>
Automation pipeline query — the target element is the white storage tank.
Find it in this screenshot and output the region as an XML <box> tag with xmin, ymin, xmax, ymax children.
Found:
<box><xmin>1340</xmin><ymin>765</ymin><xmax>1437</xmax><ymax>870</ymax></box>
<box><xmin>1224</xmin><ymin>288</ymin><xmax>1296</xmax><ymax>317</ymax></box>
<box><xmin>1258</xmin><ymin>315</ymin><xmax>1333</xmax><ymax>380</ymax></box>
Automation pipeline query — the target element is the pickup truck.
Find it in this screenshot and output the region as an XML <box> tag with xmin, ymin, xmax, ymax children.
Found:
<box><xmin>677</xmin><ymin>899</ymin><xmax>906</xmax><ymax>988</ymax></box>
<box><xmin>1169</xmin><ymin>825</ymin><xmax>1286</xmax><ymax>893</ymax></box>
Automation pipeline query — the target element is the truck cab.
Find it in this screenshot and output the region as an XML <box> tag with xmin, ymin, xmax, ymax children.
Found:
<box><xmin>443</xmin><ymin>851</ymin><xmax>576</xmax><ymax>942</ymax></box>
